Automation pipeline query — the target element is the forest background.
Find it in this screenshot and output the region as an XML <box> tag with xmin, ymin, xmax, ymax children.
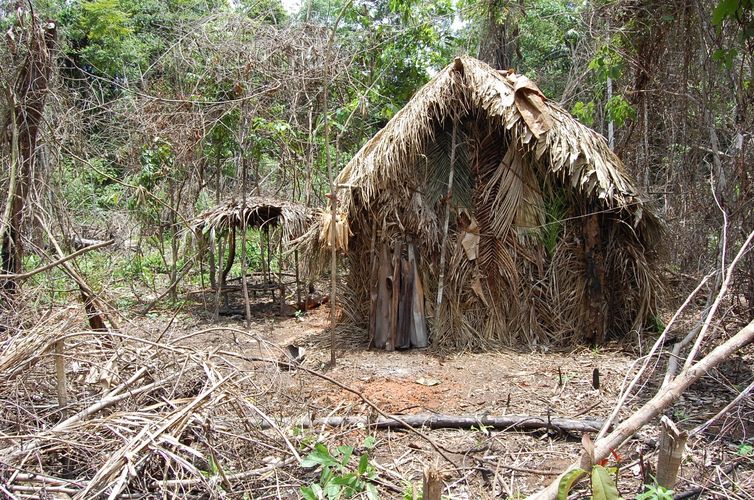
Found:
<box><xmin>0</xmin><ymin>0</ymin><xmax>751</xmax><ymax>316</ymax></box>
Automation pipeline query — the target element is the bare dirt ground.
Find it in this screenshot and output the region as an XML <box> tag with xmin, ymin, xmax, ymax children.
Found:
<box><xmin>1</xmin><ymin>296</ymin><xmax>752</xmax><ymax>499</ymax></box>
<box><xmin>149</xmin><ymin>299</ymin><xmax>754</xmax><ymax>498</ymax></box>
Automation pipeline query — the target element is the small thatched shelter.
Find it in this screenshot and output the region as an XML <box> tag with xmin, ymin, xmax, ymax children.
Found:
<box><xmin>303</xmin><ymin>56</ymin><xmax>662</xmax><ymax>350</ymax></box>
<box><xmin>191</xmin><ymin>196</ymin><xmax>311</xmax><ymax>242</ymax></box>
<box><xmin>191</xmin><ymin>196</ymin><xmax>311</xmax><ymax>300</ymax></box>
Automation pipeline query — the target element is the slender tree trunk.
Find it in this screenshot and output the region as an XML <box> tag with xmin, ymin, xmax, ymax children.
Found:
<box><xmin>323</xmin><ymin>0</ymin><xmax>353</xmax><ymax>366</ymax></box>
<box><xmin>477</xmin><ymin>0</ymin><xmax>519</xmax><ymax>70</ymax></box>
<box><xmin>1</xmin><ymin>17</ymin><xmax>57</xmax><ymax>296</ymax></box>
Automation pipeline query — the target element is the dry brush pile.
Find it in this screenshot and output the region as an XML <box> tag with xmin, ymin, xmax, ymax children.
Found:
<box><xmin>0</xmin><ymin>302</ymin><xmax>332</xmax><ymax>498</ymax></box>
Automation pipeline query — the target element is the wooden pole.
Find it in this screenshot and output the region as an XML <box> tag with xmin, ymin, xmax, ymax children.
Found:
<box><xmin>54</xmin><ymin>339</ymin><xmax>68</xmax><ymax>418</ymax></box>
<box><xmin>422</xmin><ymin>466</ymin><xmax>443</xmax><ymax>500</ymax></box>
<box><xmin>278</xmin><ymin>229</ymin><xmax>284</xmax><ymax>315</ymax></box>
<box><xmin>323</xmin><ymin>0</ymin><xmax>354</xmax><ymax>367</ymax></box>
<box><xmin>213</xmin><ymin>235</ymin><xmax>224</xmax><ymax>321</ymax></box>
<box><xmin>434</xmin><ymin>120</ymin><xmax>458</xmax><ymax>327</ymax></box>
<box><xmin>239</xmin><ymin>106</ymin><xmax>253</xmax><ymax>328</ymax></box>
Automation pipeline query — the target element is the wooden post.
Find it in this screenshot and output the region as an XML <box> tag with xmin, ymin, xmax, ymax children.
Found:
<box><xmin>422</xmin><ymin>466</ymin><xmax>443</xmax><ymax>500</ymax></box>
<box><xmin>656</xmin><ymin>416</ymin><xmax>688</xmax><ymax>489</ymax></box>
<box><xmin>584</xmin><ymin>213</ymin><xmax>606</xmax><ymax>344</ymax></box>
<box><xmin>213</xmin><ymin>235</ymin><xmax>224</xmax><ymax>321</ymax></box>
<box><xmin>54</xmin><ymin>339</ymin><xmax>68</xmax><ymax>418</ymax></box>
<box><xmin>278</xmin><ymin>229</ymin><xmax>285</xmax><ymax>315</ymax></box>
<box><xmin>294</xmin><ymin>249</ymin><xmax>302</xmax><ymax>308</ymax></box>
<box><xmin>434</xmin><ymin>120</ymin><xmax>458</xmax><ymax>328</ymax></box>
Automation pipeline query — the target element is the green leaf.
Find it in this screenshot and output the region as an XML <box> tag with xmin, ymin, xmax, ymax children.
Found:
<box><xmin>301</xmin><ymin>443</ymin><xmax>339</xmax><ymax>469</ymax></box>
<box><xmin>557</xmin><ymin>468</ymin><xmax>587</xmax><ymax>500</ymax></box>
<box><xmin>331</xmin><ymin>473</ymin><xmax>359</xmax><ymax>487</ymax></box>
<box><xmin>712</xmin><ymin>0</ymin><xmax>740</xmax><ymax>25</ymax></box>
<box><xmin>366</xmin><ymin>482</ymin><xmax>379</xmax><ymax>500</ymax></box>
<box><xmin>358</xmin><ymin>453</ymin><xmax>370</xmax><ymax>475</ymax></box>
<box><xmin>591</xmin><ymin>464</ymin><xmax>623</xmax><ymax>500</ymax></box>
<box><xmin>323</xmin><ymin>480</ymin><xmax>341</xmax><ymax>499</ymax></box>
<box><xmin>300</xmin><ymin>485</ymin><xmax>318</xmax><ymax>500</ymax></box>
<box><xmin>363</xmin><ymin>435</ymin><xmax>376</xmax><ymax>450</ymax></box>
<box><xmin>338</xmin><ymin>445</ymin><xmax>354</xmax><ymax>466</ymax></box>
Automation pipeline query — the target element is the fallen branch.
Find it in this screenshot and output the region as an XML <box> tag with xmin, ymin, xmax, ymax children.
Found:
<box><xmin>528</xmin><ymin>319</ymin><xmax>754</xmax><ymax>500</ymax></box>
<box><xmin>0</xmin><ymin>239</ymin><xmax>113</xmax><ymax>280</ymax></box>
<box><xmin>1</xmin><ymin>371</ymin><xmax>176</xmax><ymax>463</ymax></box>
<box><xmin>255</xmin><ymin>414</ymin><xmax>605</xmax><ymax>434</ymax></box>
<box><xmin>218</xmin><ymin>350</ymin><xmax>459</xmax><ymax>467</ymax></box>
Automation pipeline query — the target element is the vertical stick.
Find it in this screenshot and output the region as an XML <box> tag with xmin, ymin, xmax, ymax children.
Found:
<box><xmin>422</xmin><ymin>465</ymin><xmax>443</xmax><ymax>500</ymax></box>
<box><xmin>434</xmin><ymin>120</ymin><xmax>458</xmax><ymax>327</ymax></box>
<box><xmin>240</xmin><ymin>215</ymin><xmax>252</xmax><ymax>328</ymax></box>
<box><xmin>214</xmin><ymin>235</ymin><xmax>224</xmax><ymax>321</ymax></box>
<box><xmin>55</xmin><ymin>339</ymin><xmax>68</xmax><ymax>417</ymax></box>
<box><xmin>266</xmin><ymin>227</ymin><xmax>274</xmax><ymax>302</ymax></box>
<box><xmin>606</xmin><ymin>22</ymin><xmax>614</xmax><ymax>150</ymax></box>
<box><xmin>656</xmin><ymin>416</ymin><xmax>688</xmax><ymax>489</ymax></box>
<box><xmin>323</xmin><ymin>0</ymin><xmax>354</xmax><ymax>367</ymax></box>
<box><xmin>278</xmin><ymin>229</ymin><xmax>285</xmax><ymax>315</ymax></box>
<box><xmin>294</xmin><ymin>249</ymin><xmax>302</xmax><ymax>308</ymax></box>
<box><xmin>239</xmin><ymin>106</ymin><xmax>252</xmax><ymax>329</ymax></box>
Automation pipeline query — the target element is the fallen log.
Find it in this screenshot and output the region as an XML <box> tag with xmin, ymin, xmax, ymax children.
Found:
<box><xmin>255</xmin><ymin>413</ymin><xmax>606</xmax><ymax>433</ymax></box>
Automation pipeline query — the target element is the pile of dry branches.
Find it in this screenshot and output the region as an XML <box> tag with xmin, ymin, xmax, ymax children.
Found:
<box><xmin>0</xmin><ymin>303</ymin><xmax>318</xmax><ymax>498</ymax></box>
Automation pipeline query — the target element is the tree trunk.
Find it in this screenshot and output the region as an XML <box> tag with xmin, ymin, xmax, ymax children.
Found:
<box><xmin>477</xmin><ymin>0</ymin><xmax>520</xmax><ymax>70</ymax></box>
<box><xmin>1</xmin><ymin>17</ymin><xmax>56</xmax><ymax>295</ymax></box>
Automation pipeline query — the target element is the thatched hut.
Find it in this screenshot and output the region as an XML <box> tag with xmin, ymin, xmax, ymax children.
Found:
<box><xmin>303</xmin><ymin>56</ymin><xmax>662</xmax><ymax>350</ymax></box>
<box><xmin>191</xmin><ymin>196</ymin><xmax>311</xmax><ymax>302</ymax></box>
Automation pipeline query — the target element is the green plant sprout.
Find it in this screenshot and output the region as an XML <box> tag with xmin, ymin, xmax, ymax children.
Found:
<box><xmin>300</xmin><ymin>437</ymin><xmax>378</xmax><ymax>500</ymax></box>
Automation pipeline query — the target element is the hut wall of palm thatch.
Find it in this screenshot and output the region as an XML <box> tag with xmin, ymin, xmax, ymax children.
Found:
<box><xmin>301</xmin><ymin>56</ymin><xmax>662</xmax><ymax>350</ymax></box>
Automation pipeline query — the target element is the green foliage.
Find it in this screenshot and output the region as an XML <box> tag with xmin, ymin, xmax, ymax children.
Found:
<box><xmin>71</xmin><ymin>0</ymin><xmax>149</xmax><ymax>78</ymax></box>
<box><xmin>571</xmin><ymin>101</ymin><xmax>596</xmax><ymax>126</ymax></box>
<box><xmin>556</xmin><ymin>464</ymin><xmax>622</xmax><ymax>500</ymax></box>
<box><xmin>58</xmin><ymin>158</ymin><xmax>125</xmax><ymax>216</ymax></box>
<box><xmin>517</xmin><ymin>0</ymin><xmax>582</xmax><ymax>97</ymax></box>
<box><xmin>588</xmin><ymin>43</ymin><xmax>625</xmax><ymax>82</ymax></box>
<box><xmin>605</xmin><ymin>95</ymin><xmax>636</xmax><ymax>128</ymax></box>
<box><xmin>541</xmin><ymin>191</ymin><xmax>567</xmax><ymax>258</ymax></box>
<box><xmin>556</xmin><ymin>468</ymin><xmax>587</xmax><ymax>500</ymax></box>
<box><xmin>300</xmin><ymin>439</ymin><xmax>378</xmax><ymax>500</ymax></box>
<box><xmin>401</xmin><ymin>481</ymin><xmax>420</xmax><ymax>500</ymax></box>
<box><xmin>737</xmin><ymin>442</ymin><xmax>754</xmax><ymax>456</ymax></box>
<box><xmin>712</xmin><ymin>47</ymin><xmax>739</xmax><ymax>69</ymax></box>
<box><xmin>636</xmin><ymin>482</ymin><xmax>674</xmax><ymax>500</ymax></box>
<box><xmin>649</xmin><ymin>314</ymin><xmax>665</xmax><ymax>334</ymax></box>
<box><xmin>128</xmin><ymin>138</ymin><xmax>178</xmax><ymax>231</ymax></box>
<box><xmin>709</xmin><ymin>0</ymin><xmax>753</xmax><ymax>70</ymax></box>
<box><xmin>712</xmin><ymin>0</ymin><xmax>753</xmax><ymax>27</ymax></box>
<box><xmin>591</xmin><ymin>464</ymin><xmax>622</xmax><ymax>500</ymax></box>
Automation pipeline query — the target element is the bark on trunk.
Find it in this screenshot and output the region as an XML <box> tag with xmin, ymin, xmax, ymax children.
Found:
<box><xmin>1</xmin><ymin>17</ymin><xmax>56</xmax><ymax>295</ymax></box>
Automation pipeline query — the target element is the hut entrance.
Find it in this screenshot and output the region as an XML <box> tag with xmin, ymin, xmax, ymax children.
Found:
<box><xmin>369</xmin><ymin>239</ymin><xmax>428</xmax><ymax>350</ymax></box>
